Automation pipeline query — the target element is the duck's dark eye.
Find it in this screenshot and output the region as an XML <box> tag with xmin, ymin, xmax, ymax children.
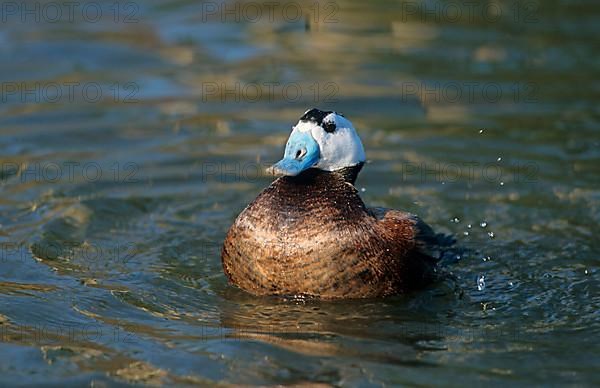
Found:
<box><xmin>323</xmin><ymin>120</ymin><xmax>336</xmax><ymax>133</ymax></box>
<box><xmin>295</xmin><ymin>150</ymin><xmax>302</xmax><ymax>159</ymax></box>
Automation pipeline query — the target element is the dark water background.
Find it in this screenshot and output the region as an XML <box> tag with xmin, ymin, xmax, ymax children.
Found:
<box><xmin>0</xmin><ymin>0</ymin><xmax>599</xmax><ymax>385</ymax></box>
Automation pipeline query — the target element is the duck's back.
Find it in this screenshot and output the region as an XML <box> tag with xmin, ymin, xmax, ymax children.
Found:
<box><xmin>221</xmin><ymin>169</ymin><xmax>436</xmax><ymax>298</ymax></box>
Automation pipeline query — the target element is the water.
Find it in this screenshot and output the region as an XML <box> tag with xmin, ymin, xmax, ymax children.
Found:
<box><xmin>1</xmin><ymin>0</ymin><xmax>599</xmax><ymax>385</ymax></box>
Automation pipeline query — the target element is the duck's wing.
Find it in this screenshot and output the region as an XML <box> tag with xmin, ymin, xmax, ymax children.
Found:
<box><xmin>368</xmin><ymin>207</ymin><xmax>455</xmax><ymax>261</ymax></box>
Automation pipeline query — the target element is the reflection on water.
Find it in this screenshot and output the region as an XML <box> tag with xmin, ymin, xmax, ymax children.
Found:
<box><xmin>0</xmin><ymin>0</ymin><xmax>599</xmax><ymax>385</ymax></box>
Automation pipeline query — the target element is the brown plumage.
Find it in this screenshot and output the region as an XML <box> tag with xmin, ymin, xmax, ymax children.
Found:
<box><xmin>221</xmin><ymin>167</ymin><xmax>441</xmax><ymax>299</ymax></box>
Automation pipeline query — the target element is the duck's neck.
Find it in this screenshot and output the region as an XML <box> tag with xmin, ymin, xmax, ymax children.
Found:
<box><xmin>334</xmin><ymin>162</ymin><xmax>364</xmax><ymax>185</ymax></box>
<box><xmin>287</xmin><ymin>163</ymin><xmax>364</xmax><ymax>185</ymax></box>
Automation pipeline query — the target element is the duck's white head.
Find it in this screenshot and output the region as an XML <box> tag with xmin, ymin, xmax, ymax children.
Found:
<box><xmin>270</xmin><ymin>108</ymin><xmax>366</xmax><ymax>176</ymax></box>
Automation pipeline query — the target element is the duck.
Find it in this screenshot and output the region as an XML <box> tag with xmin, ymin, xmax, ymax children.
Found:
<box><xmin>221</xmin><ymin>108</ymin><xmax>448</xmax><ymax>299</ymax></box>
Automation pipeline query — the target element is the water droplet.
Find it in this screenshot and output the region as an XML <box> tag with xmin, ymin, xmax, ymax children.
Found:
<box><xmin>477</xmin><ymin>275</ymin><xmax>486</xmax><ymax>291</ymax></box>
<box><xmin>467</xmin><ymin>224</ymin><xmax>472</xmax><ymax>229</ymax></box>
<box><xmin>584</xmin><ymin>269</ymin><xmax>588</xmax><ymax>275</ymax></box>
<box><xmin>463</xmin><ymin>231</ymin><xmax>470</xmax><ymax>236</ymax></box>
<box><xmin>360</xmin><ymin>187</ymin><xmax>366</xmax><ymax>192</ymax></box>
<box><xmin>479</xmin><ymin>128</ymin><xmax>485</xmax><ymax>134</ymax></box>
<box><xmin>509</xmin><ymin>281</ymin><xmax>514</xmax><ymax>287</ymax></box>
<box><xmin>500</xmin><ymin>182</ymin><xmax>505</xmax><ymax>186</ymax></box>
<box><xmin>482</xmin><ymin>256</ymin><xmax>491</xmax><ymax>262</ymax></box>
<box><xmin>480</xmin><ymin>221</ymin><xmax>488</xmax><ymax>228</ymax></box>
<box><xmin>488</xmin><ymin>232</ymin><xmax>495</xmax><ymax>239</ymax></box>
<box><xmin>451</xmin><ymin>217</ymin><xmax>460</xmax><ymax>223</ymax></box>
<box><xmin>497</xmin><ymin>157</ymin><xmax>502</xmax><ymax>162</ymax></box>
<box><xmin>455</xmin><ymin>254</ymin><xmax>462</xmax><ymax>261</ymax></box>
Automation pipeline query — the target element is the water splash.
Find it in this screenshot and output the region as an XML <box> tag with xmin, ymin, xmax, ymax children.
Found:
<box><xmin>477</xmin><ymin>275</ymin><xmax>486</xmax><ymax>291</ymax></box>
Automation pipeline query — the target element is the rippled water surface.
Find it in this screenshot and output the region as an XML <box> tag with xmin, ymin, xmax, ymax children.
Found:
<box><xmin>1</xmin><ymin>0</ymin><xmax>599</xmax><ymax>385</ymax></box>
